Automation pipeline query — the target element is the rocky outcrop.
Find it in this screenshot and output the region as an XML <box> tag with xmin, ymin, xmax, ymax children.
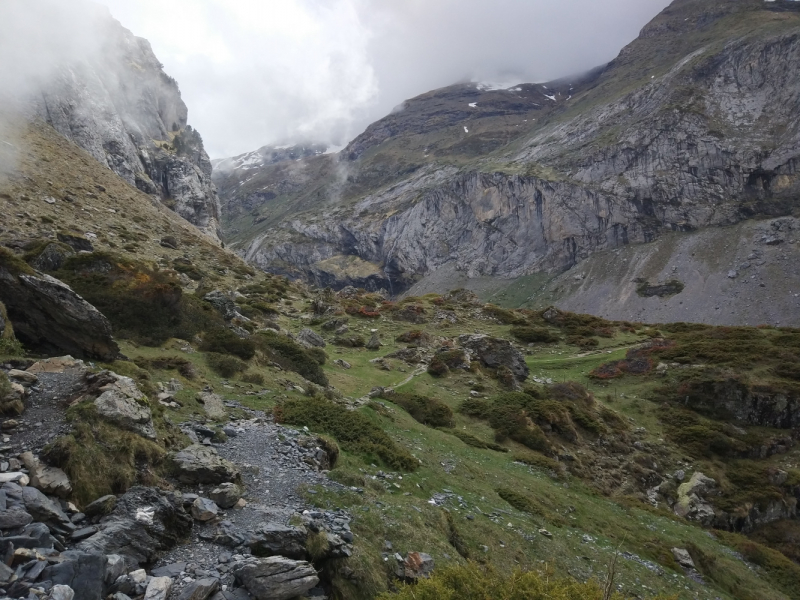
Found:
<box><xmin>32</xmin><ymin>7</ymin><xmax>220</xmax><ymax>238</ymax></box>
<box><xmin>458</xmin><ymin>334</ymin><xmax>529</xmax><ymax>381</ymax></box>
<box><xmin>0</xmin><ymin>263</ymin><xmax>119</xmax><ymax>361</ymax></box>
<box><xmin>94</xmin><ymin>375</ymin><xmax>157</xmax><ymax>440</ymax></box>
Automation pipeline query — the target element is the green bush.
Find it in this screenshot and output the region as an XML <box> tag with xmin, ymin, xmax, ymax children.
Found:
<box><xmin>241</xmin><ymin>371</ymin><xmax>265</xmax><ymax>385</ymax></box>
<box><xmin>450</xmin><ymin>430</ymin><xmax>508</xmax><ymax>452</ymax></box>
<box><xmin>459</xmin><ymin>397</ymin><xmax>491</xmax><ymax>419</ymax></box>
<box><xmin>205</xmin><ymin>352</ymin><xmax>247</xmax><ymax>378</ymax></box>
<box><xmin>510</xmin><ymin>326</ymin><xmax>559</xmax><ymax>344</ymax></box>
<box><xmin>200</xmin><ymin>329</ymin><xmax>255</xmax><ymax>360</ymax></box>
<box><xmin>133</xmin><ymin>355</ymin><xmax>196</xmax><ymax>379</ymax></box>
<box><xmin>380</xmin><ymin>391</ymin><xmax>454</xmax><ymax>428</ymax></box>
<box><xmin>254</xmin><ymin>331</ymin><xmax>328</xmax><ymax>386</ymax></box>
<box><xmin>274</xmin><ymin>397</ymin><xmax>418</xmax><ymax>471</ymax></box>
<box><xmin>427</xmin><ymin>357</ymin><xmax>450</xmax><ymax>377</ymax></box>
<box><xmin>482</xmin><ymin>304</ymin><xmax>528</xmax><ymax>325</ymax></box>
<box><xmin>306</xmin><ymin>347</ymin><xmax>327</xmax><ymax>365</ymax></box>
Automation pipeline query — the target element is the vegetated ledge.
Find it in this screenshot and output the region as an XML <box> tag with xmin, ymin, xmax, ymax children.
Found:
<box><xmin>635</xmin><ymin>278</ymin><xmax>685</xmax><ymax>298</ymax></box>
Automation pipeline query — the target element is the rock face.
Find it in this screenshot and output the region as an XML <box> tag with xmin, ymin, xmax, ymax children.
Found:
<box><xmin>458</xmin><ymin>334</ymin><xmax>529</xmax><ymax>381</ymax></box>
<box><xmin>0</xmin><ymin>265</ymin><xmax>119</xmax><ymax>361</ymax></box>
<box><xmin>218</xmin><ymin>0</ymin><xmax>800</xmax><ymax>322</ymax></box>
<box><xmin>233</xmin><ymin>556</ymin><xmax>319</xmax><ymax>600</ymax></box>
<box><xmin>31</xmin><ymin>5</ymin><xmax>220</xmax><ymax>238</ymax></box>
<box><xmin>171</xmin><ymin>444</ymin><xmax>241</xmax><ymax>485</ymax></box>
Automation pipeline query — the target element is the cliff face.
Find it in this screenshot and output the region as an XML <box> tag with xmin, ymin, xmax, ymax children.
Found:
<box><xmin>217</xmin><ymin>0</ymin><xmax>800</xmax><ymax>321</ymax></box>
<box><xmin>34</xmin><ymin>13</ymin><xmax>221</xmax><ymax>239</ymax></box>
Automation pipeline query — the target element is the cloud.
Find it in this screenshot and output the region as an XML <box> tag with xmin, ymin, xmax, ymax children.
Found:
<box><xmin>5</xmin><ymin>0</ymin><xmax>671</xmax><ymax>158</ymax></box>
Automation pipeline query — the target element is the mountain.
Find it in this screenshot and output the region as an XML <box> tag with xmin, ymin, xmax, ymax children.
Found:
<box><xmin>215</xmin><ymin>0</ymin><xmax>800</xmax><ymax>325</ymax></box>
<box><xmin>30</xmin><ymin>8</ymin><xmax>222</xmax><ymax>239</ymax></box>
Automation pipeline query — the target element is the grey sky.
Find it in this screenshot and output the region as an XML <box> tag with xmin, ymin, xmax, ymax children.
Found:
<box><xmin>20</xmin><ymin>0</ymin><xmax>672</xmax><ymax>159</ymax></box>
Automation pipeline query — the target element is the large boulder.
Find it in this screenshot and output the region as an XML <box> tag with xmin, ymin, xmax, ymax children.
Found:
<box><xmin>674</xmin><ymin>472</ymin><xmax>717</xmax><ymax>525</ymax></box>
<box><xmin>248</xmin><ymin>523</ymin><xmax>308</xmax><ymax>559</ymax></box>
<box><xmin>171</xmin><ymin>444</ymin><xmax>241</xmax><ymax>485</ymax></box>
<box><xmin>394</xmin><ymin>551</ymin><xmax>435</xmax><ymax>582</ymax></box>
<box><xmin>458</xmin><ymin>334</ymin><xmax>529</xmax><ymax>381</ymax></box>
<box><xmin>77</xmin><ymin>487</ymin><xmax>192</xmax><ymax>569</ymax></box>
<box><xmin>0</xmin><ymin>260</ymin><xmax>119</xmax><ymax>361</ymax></box>
<box><xmin>41</xmin><ymin>552</ymin><xmax>107</xmax><ymax>600</ymax></box>
<box><xmin>233</xmin><ymin>556</ymin><xmax>319</xmax><ymax>600</ymax></box>
<box><xmin>296</xmin><ymin>328</ymin><xmax>326</xmax><ymax>348</ymax></box>
<box><xmin>94</xmin><ymin>375</ymin><xmax>157</xmax><ymax>440</ymax></box>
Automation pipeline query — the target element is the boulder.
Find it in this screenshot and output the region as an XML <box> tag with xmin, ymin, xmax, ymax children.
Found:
<box><xmin>191</xmin><ymin>497</ymin><xmax>219</xmax><ymax>522</ymax></box>
<box><xmin>0</xmin><ymin>266</ymin><xmax>119</xmax><ymax>361</ymax></box>
<box><xmin>233</xmin><ymin>556</ymin><xmax>319</xmax><ymax>600</ymax></box>
<box><xmin>248</xmin><ymin>523</ymin><xmax>308</xmax><ymax>560</ymax></box>
<box><xmin>94</xmin><ymin>375</ymin><xmax>157</xmax><ymax>440</ymax></box>
<box><xmin>47</xmin><ymin>584</ymin><xmax>76</xmax><ymax>600</ymax></box>
<box><xmin>77</xmin><ymin>487</ymin><xmax>192</xmax><ymax>569</ymax></box>
<box><xmin>296</xmin><ymin>328</ymin><xmax>326</xmax><ymax>348</ymax></box>
<box><xmin>144</xmin><ymin>576</ymin><xmax>173</xmax><ymax>600</ymax></box>
<box><xmin>176</xmin><ymin>578</ymin><xmax>219</xmax><ymax>600</ymax></box>
<box><xmin>0</xmin><ymin>507</ymin><xmax>33</xmax><ymax>529</ymax></box>
<box><xmin>366</xmin><ymin>331</ymin><xmax>381</xmax><ymax>350</ymax></box>
<box><xmin>84</xmin><ymin>494</ymin><xmax>118</xmax><ymax>518</ymax></box>
<box><xmin>172</xmin><ymin>445</ymin><xmax>241</xmax><ymax>485</ymax></box>
<box><xmin>57</xmin><ymin>232</ymin><xmax>94</xmax><ymax>252</ymax></box>
<box><xmin>20</xmin><ymin>451</ymin><xmax>72</xmax><ymax>498</ymax></box>
<box><xmin>196</xmin><ymin>392</ymin><xmax>226</xmax><ymax>420</ymax></box>
<box><xmin>674</xmin><ymin>472</ymin><xmax>717</xmax><ymax>525</ymax></box>
<box><xmin>7</xmin><ymin>369</ymin><xmax>37</xmax><ymax>386</ymax></box>
<box><xmin>203</xmin><ymin>291</ymin><xmax>240</xmax><ymax>321</ymax></box>
<box><xmin>394</xmin><ymin>551</ymin><xmax>434</xmax><ymax>582</ymax></box>
<box><xmin>672</xmin><ymin>548</ymin><xmax>696</xmax><ymax>570</ymax></box>
<box><xmin>458</xmin><ymin>334</ymin><xmax>529</xmax><ymax>381</ymax></box>
<box><xmin>21</xmin><ymin>485</ymin><xmax>75</xmax><ymax>535</ymax></box>
<box><xmin>41</xmin><ymin>551</ymin><xmax>107</xmax><ymax>600</ymax></box>
<box><xmin>31</xmin><ymin>242</ymin><xmax>75</xmax><ymax>272</ymax></box>
<box><xmin>209</xmin><ymin>482</ymin><xmax>244</xmax><ymax>509</ymax></box>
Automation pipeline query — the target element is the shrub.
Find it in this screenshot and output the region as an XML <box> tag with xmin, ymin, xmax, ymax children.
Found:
<box><xmin>254</xmin><ymin>331</ymin><xmax>328</xmax><ymax>386</ymax></box>
<box><xmin>482</xmin><ymin>304</ymin><xmax>527</xmax><ymax>325</ymax></box>
<box><xmin>380</xmin><ymin>391</ymin><xmax>454</xmax><ymax>427</ymax></box>
<box><xmin>459</xmin><ymin>397</ymin><xmax>491</xmax><ymax>419</ymax></box>
<box><xmin>510</xmin><ymin>326</ymin><xmax>559</xmax><ymax>344</ymax></box>
<box><xmin>206</xmin><ymin>353</ymin><xmax>247</xmax><ymax>378</ymax></box>
<box><xmin>497</xmin><ymin>487</ymin><xmax>547</xmax><ymax>518</ymax></box>
<box><xmin>274</xmin><ymin>397</ymin><xmax>418</xmax><ymax>471</ymax></box>
<box><xmin>200</xmin><ymin>329</ymin><xmax>255</xmax><ymax>360</ymax></box>
<box><xmin>566</xmin><ymin>335</ymin><xmax>598</xmax><ymax>349</ymax></box>
<box><xmin>396</xmin><ymin>330</ymin><xmax>432</xmax><ymax>346</ymax></box>
<box><xmin>427</xmin><ymin>357</ymin><xmax>450</xmax><ymax>377</ymax></box>
<box><xmin>241</xmin><ymin>371</ymin><xmax>265</xmax><ymax>385</ymax></box>
<box><xmin>450</xmin><ymin>430</ymin><xmax>508</xmax><ymax>452</ymax></box>
<box><xmin>306</xmin><ymin>347</ymin><xmax>328</xmax><ymax>366</ymax></box>
<box><xmin>133</xmin><ymin>356</ymin><xmax>196</xmax><ymax>379</ymax></box>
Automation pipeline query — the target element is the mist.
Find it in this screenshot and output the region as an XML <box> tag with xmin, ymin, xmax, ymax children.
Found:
<box><xmin>1</xmin><ymin>0</ymin><xmax>671</xmax><ymax>160</ymax></box>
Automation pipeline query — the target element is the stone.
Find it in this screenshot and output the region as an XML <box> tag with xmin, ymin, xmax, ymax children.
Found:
<box><xmin>41</xmin><ymin>551</ymin><xmax>106</xmax><ymax>600</ymax></box>
<box><xmin>31</xmin><ymin>243</ymin><xmax>75</xmax><ymax>272</ymax></box>
<box><xmin>144</xmin><ymin>576</ymin><xmax>173</xmax><ymax>600</ymax></box>
<box><xmin>332</xmin><ymin>359</ymin><xmax>351</xmax><ymax>369</ymax></box>
<box><xmin>70</xmin><ymin>526</ymin><xmax>99</xmax><ymax>541</ymax></box>
<box><xmin>394</xmin><ymin>552</ymin><xmax>434</xmax><ymax>582</ymax></box>
<box><xmin>365</xmin><ymin>331</ymin><xmax>381</xmax><ymax>350</ymax></box>
<box><xmin>203</xmin><ymin>292</ymin><xmax>240</xmax><ymax>321</ymax></box>
<box><xmin>233</xmin><ymin>556</ymin><xmax>319</xmax><ymax>600</ymax></box>
<box><xmin>105</xmin><ymin>554</ymin><xmax>127</xmax><ymax>585</ymax></box>
<box><xmin>248</xmin><ymin>523</ymin><xmax>308</xmax><ymax>560</ymax></box>
<box><xmin>0</xmin><ymin>507</ymin><xmax>33</xmax><ymax>529</ymax></box>
<box><xmin>296</xmin><ymin>328</ymin><xmax>326</xmax><ymax>348</ymax></box>
<box><xmin>94</xmin><ymin>375</ymin><xmax>157</xmax><ymax>439</ymax></box>
<box><xmin>458</xmin><ymin>334</ymin><xmax>529</xmax><ymax>381</ymax></box>
<box><xmin>172</xmin><ymin>444</ymin><xmax>241</xmax><ymax>485</ymax></box>
<box><xmin>160</xmin><ymin>235</ymin><xmax>179</xmax><ymax>250</ymax></box>
<box><xmin>57</xmin><ymin>232</ymin><xmax>94</xmax><ymax>252</ymax></box>
<box><xmin>674</xmin><ymin>472</ymin><xmax>717</xmax><ymax>525</ymax></box>
<box><xmin>0</xmin><ymin>472</ymin><xmax>29</xmax><ymax>485</ymax></box>
<box><xmin>192</xmin><ymin>497</ymin><xmax>220</xmax><ymax>522</ymax></box>
<box><xmin>47</xmin><ymin>585</ymin><xmax>76</xmax><ymax>600</ymax></box>
<box><xmin>672</xmin><ymin>548</ymin><xmax>696</xmax><ymax>570</ymax></box>
<box><xmin>176</xmin><ymin>577</ymin><xmax>220</xmax><ymax>600</ymax></box>
<box><xmin>0</xmin><ymin>268</ymin><xmax>119</xmax><ymax>361</ymax></box>
<box><xmin>209</xmin><ymin>483</ymin><xmax>244</xmax><ymax>509</ymax></box>
<box><xmin>151</xmin><ymin>562</ymin><xmax>187</xmax><ymax>577</ymax></box>
<box><xmin>22</xmin><ymin>486</ymin><xmax>74</xmax><ymax>534</ymax></box>
<box><xmin>84</xmin><ymin>494</ymin><xmax>118</xmax><ymax>517</ymax></box>
<box><xmin>197</xmin><ymin>392</ymin><xmax>227</xmax><ymax>420</ymax></box>
<box><xmin>77</xmin><ymin>487</ymin><xmax>192</xmax><ymax>570</ymax></box>
<box><xmin>7</xmin><ymin>369</ymin><xmax>37</xmax><ymax>385</ymax></box>
<box><xmin>19</xmin><ymin>452</ymin><xmax>72</xmax><ymax>498</ymax></box>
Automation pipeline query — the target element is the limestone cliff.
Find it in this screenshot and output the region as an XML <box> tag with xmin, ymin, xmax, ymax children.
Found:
<box><xmin>217</xmin><ymin>0</ymin><xmax>800</xmax><ymax>323</ymax></box>
<box><xmin>34</xmin><ymin>11</ymin><xmax>221</xmax><ymax>239</ymax></box>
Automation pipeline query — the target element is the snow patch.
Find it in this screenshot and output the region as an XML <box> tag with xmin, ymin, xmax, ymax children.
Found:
<box><xmin>544</xmin><ymin>94</ymin><xmax>557</xmax><ymax>102</ymax></box>
<box><xmin>468</xmin><ymin>102</ymin><xmax>477</xmax><ymax>108</ymax></box>
<box><xmin>463</xmin><ymin>126</ymin><xmax>469</xmax><ymax>133</ymax></box>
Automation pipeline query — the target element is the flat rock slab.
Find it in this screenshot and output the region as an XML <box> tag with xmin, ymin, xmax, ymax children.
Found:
<box><xmin>233</xmin><ymin>556</ymin><xmax>318</xmax><ymax>600</ymax></box>
<box><xmin>172</xmin><ymin>444</ymin><xmax>241</xmax><ymax>485</ymax></box>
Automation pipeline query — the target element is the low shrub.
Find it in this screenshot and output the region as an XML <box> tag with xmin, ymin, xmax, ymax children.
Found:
<box><xmin>133</xmin><ymin>356</ymin><xmax>196</xmax><ymax>380</ymax></box>
<box><xmin>274</xmin><ymin>397</ymin><xmax>418</xmax><ymax>471</ymax></box>
<box><xmin>306</xmin><ymin>347</ymin><xmax>328</xmax><ymax>366</ymax></box>
<box><xmin>200</xmin><ymin>329</ymin><xmax>255</xmax><ymax>360</ymax></box>
<box><xmin>427</xmin><ymin>357</ymin><xmax>450</xmax><ymax>377</ymax></box>
<box><xmin>566</xmin><ymin>335</ymin><xmax>598</xmax><ymax>349</ymax></box>
<box><xmin>254</xmin><ymin>331</ymin><xmax>328</xmax><ymax>386</ymax></box>
<box><xmin>379</xmin><ymin>391</ymin><xmax>454</xmax><ymax>427</ymax></box>
<box><xmin>205</xmin><ymin>353</ymin><xmax>247</xmax><ymax>378</ymax></box>
<box><xmin>497</xmin><ymin>487</ymin><xmax>547</xmax><ymax>518</ymax></box>
<box><xmin>458</xmin><ymin>397</ymin><xmax>490</xmax><ymax>419</ymax></box>
<box><xmin>482</xmin><ymin>304</ymin><xmax>527</xmax><ymax>325</ymax></box>
<box><xmin>450</xmin><ymin>430</ymin><xmax>508</xmax><ymax>452</ymax></box>
<box><xmin>241</xmin><ymin>371</ymin><xmax>265</xmax><ymax>385</ymax></box>
<box><xmin>510</xmin><ymin>326</ymin><xmax>559</xmax><ymax>344</ymax></box>
<box><xmin>396</xmin><ymin>330</ymin><xmax>433</xmax><ymax>346</ymax></box>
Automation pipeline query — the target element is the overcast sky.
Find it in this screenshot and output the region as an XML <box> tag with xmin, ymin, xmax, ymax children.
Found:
<box><xmin>91</xmin><ymin>0</ymin><xmax>670</xmax><ymax>158</ymax></box>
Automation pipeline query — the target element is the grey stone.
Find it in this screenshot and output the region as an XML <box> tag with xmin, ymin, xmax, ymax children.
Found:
<box><xmin>394</xmin><ymin>551</ymin><xmax>434</xmax><ymax>582</ymax></box>
<box><xmin>41</xmin><ymin>551</ymin><xmax>107</xmax><ymax>600</ymax></box>
<box><xmin>296</xmin><ymin>328</ymin><xmax>326</xmax><ymax>348</ymax></box>
<box><xmin>0</xmin><ymin>507</ymin><xmax>33</xmax><ymax>529</ymax></box>
<box><xmin>197</xmin><ymin>392</ymin><xmax>227</xmax><ymax>420</ymax></box>
<box><xmin>233</xmin><ymin>556</ymin><xmax>318</xmax><ymax>600</ymax></box>
<box><xmin>458</xmin><ymin>334</ymin><xmax>529</xmax><ymax>381</ymax></box>
<box><xmin>19</xmin><ymin>451</ymin><xmax>72</xmax><ymax>498</ymax></box>
<box><xmin>31</xmin><ymin>243</ymin><xmax>75</xmax><ymax>272</ymax></box>
<box><xmin>172</xmin><ymin>444</ymin><xmax>241</xmax><ymax>485</ymax></box>
<box><xmin>94</xmin><ymin>375</ymin><xmax>157</xmax><ymax>440</ymax></box>
<box><xmin>22</xmin><ymin>486</ymin><xmax>74</xmax><ymax>534</ymax></box>
<box><xmin>47</xmin><ymin>585</ymin><xmax>76</xmax><ymax>600</ymax></box>
<box><xmin>176</xmin><ymin>577</ymin><xmax>220</xmax><ymax>600</ymax></box>
<box><xmin>150</xmin><ymin>562</ymin><xmax>186</xmax><ymax>577</ymax></box>
<box><xmin>672</xmin><ymin>547</ymin><xmax>696</xmax><ymax>570</ymax></box>
<box><xmin>144</xmin><ymin>576</ymin><xmax>173</xmax><ymax>600</ymax></box>
<box><xmin>209</xmin><ymin>483</ymin><xmax>244</xmax><ymax>509</ymax></box>
<box><xmin>249</xmin><ymin>523</ymin><xmax>307</xmax><ymax>560</ymax></box>
<box><xmin>84</xmin><ymin>494</ymin><xmax>118</xmax><ymax>517</ymax></box>
<box><xmin>192</xmin><ymin>497</ymin><xmax>220</xmax><ymax>522</ymax></box>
